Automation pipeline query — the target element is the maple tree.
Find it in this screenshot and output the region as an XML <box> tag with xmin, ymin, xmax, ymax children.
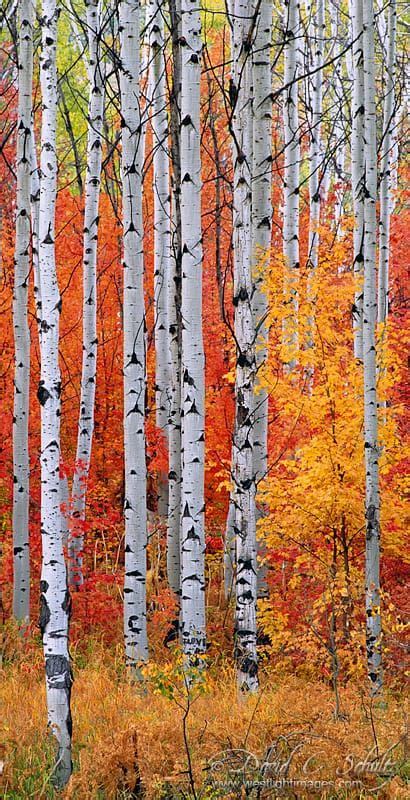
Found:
<box><xmin>0</xmin><ymin>0</ymin><xmax>408</xmax><ymax>795</ymax></box>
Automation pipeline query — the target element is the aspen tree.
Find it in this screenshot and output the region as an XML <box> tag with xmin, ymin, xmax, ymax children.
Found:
<box><xmin>179</xmin><ymin>0</ymin><xmax>206</xmax><ymax>660</ymax></box>
<box><xmin>30</xmin><ymin>130</ymin><xmax>41</xmax><ymax>328</ymax></box>
<box><xmin>229</xmin><ymin>0</ymin><xmax>258</xmax><ymax>692</ymax></box>
<box><xmin>306</xmin><ymin>0</ymin><xmax>324</xmax><ymax>277</ymax></box>
<box><xmin>69</xmin><ymin>0</ymin><xmax>105</xmax><ymax>588</ymax></box>
<box><xmin>167</xmin><ymin>0</ymin><xmax>182</xmax><ymax>600</ymax></box>
<box><xmin>61</xmin><ymin>474</ymin><xmax>69</xmax><ymax>549</ymax></box>
<box><xmin>283</xmin><ymin>0</ymin><xmax>301</xmax><ymax>369</ymax></box>
<box><xmin>351</xmin><ymin>0</ymin><xmax>365</xmax><ymax>360</ymax></box>
<box><xmin>378</xmin><ymin>0</ymin><xmax>397</xmax><ymax>325</ymax></box>
<box><xmin>252</xmin><ymin>0</ymin><xmax>273</xmax><ymax>598</ymax></box>
<box><xmin>148</xmin><ymin>0</ymin><xmax>171</xmax><ymax>520</ymax></box>
<box><xmin>362</xmin><ymin>0</ymin><xmax>382</xmax><ymax>694</ymax></box>
<box><xmin>13</xmin><ymin>0</ymin><xmax>34</xmax><ymax>623</ymax></box>
<box><xmin>119</xmin><ymin>0</ymin><xmax>148</xmax><ymax>667</ymax></box>
<box><xmin>330</xmin><ymin>0</ymin><xmax>347</xmax><ymax>233</ymax></box>
<box><xmin>304</xmin><ymin>0</ymin><xmax>324</xmax><ymax>369</ymax></box>
<box><xmin>224</xmin><ymin>498</ymin><xmax>235</xmax><ymax>600</ymax></box>
<box><xmin>38</xmin><ymin>0</ymin><xmax>72</xmax><ymax>785</ymax></box>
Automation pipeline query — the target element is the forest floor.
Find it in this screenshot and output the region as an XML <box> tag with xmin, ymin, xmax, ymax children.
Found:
<box><xmin>0</xmin><ymin>630</ymin><xmax>409</xmax><ymax>800</ymax></box>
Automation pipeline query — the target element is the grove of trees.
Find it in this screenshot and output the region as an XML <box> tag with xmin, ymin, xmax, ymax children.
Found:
<box><xmin>0</xmin><ymin>0</ymin><xmax>408</xmax><ymax>795</ymax></box>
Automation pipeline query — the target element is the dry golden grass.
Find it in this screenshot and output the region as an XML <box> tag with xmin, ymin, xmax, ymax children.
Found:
<box><xmin>0</xmin><ymin>634</ymin><xmax>409</xmax><ymax>799</ymax></box>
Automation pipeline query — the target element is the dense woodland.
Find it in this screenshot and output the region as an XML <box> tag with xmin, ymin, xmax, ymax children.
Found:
<box><xmin>0</xmin><ymin>0</ymin><xmax>408</xmax><ymax>797</ymax></box>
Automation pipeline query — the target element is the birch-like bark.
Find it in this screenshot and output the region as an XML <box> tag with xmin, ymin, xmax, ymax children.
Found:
<box><xmin>224</xmin><ymin>497</ymin><xmax>235</xmax><ymax>600</ymax></box>
<box><xmin>68</xmin><ymin>0</ymin><xmax>105</xmax><ymax>589</ymax></box>
<box><xmin>167</xmin><ymin>199</ymin><xmax>182</xmax><ymax>598</ymax></box>
<box><xmin>304</xmin><ymin>0</ymin><xmax>324</xmax><ymax>369</ymax></box>
<box><xmin>119</xmin><ymin>0</ymin><xmax>148</xmax><ymax>667</ymax></box>
<box><xmin>330</xmin><ymin>1</ymin><xmax>346</xmax><ymax>233</ymax></box>
<box><xmin>61</xmin><ymin>474</ymin><xmax>69</xmax><ymax>549</ymax></box>
<box><xmin>282</xmin><ymin>0</ymin><xmax>301</xmax><ymax>370</ymax></box>
<box><xmin>252</xmin><ymin>0</ymin><xmax>273</xmax><ymax>599</ymax></box>
<box><xmin>306</xmin><ymin>0</ymin><xmax>324</xmax><ymax>277</ymax></box>
<box><xmin>351</xmin><ymin>0</ymin><xmax>365</xmax><ymax>360</ymax></box>
<box><xmin>362</xmin><ymin>0</ymin><xmax>382</xmax><ymax>695</ymax></box>
<box><xmin>38</xmin><ymin>0</ymin><xmax>72</xmax><ymax>785</ymax></box>
<box><xmin>12</xmin><ymin>0</ymin><xmax>34</xmax><ymax>624</ymax></box>
<box><xmin>375</xmin><ymin>0</ymin><xmax>387</xmax><ymax>53</ymax></box>
<box><xmin>230</xmin><ymin>0</ymin><xmax>258</xmax><ymax>692</ymax></box>
<box><xmin>378</xmin><ymin>0</ymin><xmax>397</xmax><ymax>325</ymax></box>
<box><xmin>149</xmin><ymin>0</ymin><xmax>171</xmax><ymax>519</ymax></box>
<box><xmin>30</xmin><ymin>129</ymin><xmax>41</xmax><ymax>328</ymax></box>
<box><xmin>167</xmin><ymin>0</ymin><xmax>182</xmax><ymax>599</ymax></box>
<box><xmin>180</xmin><ymin>0</ymin><xmax>206</xmax><ymax>660</ymax></box>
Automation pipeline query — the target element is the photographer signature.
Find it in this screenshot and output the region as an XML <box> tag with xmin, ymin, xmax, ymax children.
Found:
<box><xmin>207</xmin><ymin>734</ymin><xmax>404</xmax><ymax>792</ymax></box>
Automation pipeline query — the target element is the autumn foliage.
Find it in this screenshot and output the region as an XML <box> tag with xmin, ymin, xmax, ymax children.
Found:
<box><xmin>0</xmin><ymin>21</ymin><xmax>409</xmax><ymax>799</ymax></box>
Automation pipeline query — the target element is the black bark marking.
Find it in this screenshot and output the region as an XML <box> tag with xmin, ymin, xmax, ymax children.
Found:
<box><xmin>240</xmin><ymin>656</ymin><xmax>258</xmax><ymax>679</ymax></box>
<box><xmin>163</xmin><ymin>618</ymin><xmax>179</xmax><ymax>647</ymax></box>
<box><xmin>37</xmin><ymin>383</ymin><xmax>51</xmax><ymax>406</ymax></box>
<box><xmin>128</xmin><ymin>616</ymin><xmax>141</xmax><ymax>633</ymax></box>
<box><xmin>39</xmin><ymin>594</ymin><xmax>51</xmax><ymax>636</ymax></box>
<box><xmin>45</xmin><ymin>654</ymin><xmax>72</xmax><ymax>689</ymax></box>
<box><xmin>186</xmin><ymin>526</ymin><xmax>200</xmax><ymax>541</ymax></box>
<box><xmin>62</xmin><ymin>589</ymin><xmax>72</xmax><ymax>618</ymax></box>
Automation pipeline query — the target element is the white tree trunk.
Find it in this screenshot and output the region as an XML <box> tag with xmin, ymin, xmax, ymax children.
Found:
<box><xmin>252</xmin><ymin>0</ymin><xmax>273</xmax><ymax>599</ymax></box>
<box><xmin>362</xmin><ymin>0</ymin><xmax>382</xmax><ymax>695</ymax></box>
<box><xmin>167</xmin><ymin>0</ymin><xmax>182</xmax><ymax>600</ymax></box>
<box><xmin>149</xmin><ymin>0</ymin><xmax>171</xmax><ymax>518</ymax></box>
<box><xmin>30</xmin><ymin>129</ymin><xmax>41</xmax><ymax>328</ymax></box>
<box><xmin>351</xmin><ymin>0</ymin><xmax>365</xmax><ymax>360</ymax></box>
<box><xmin>230</xmin><ymin>0</ymin><xmax>258</xmax><ymax>692</ymax></box>
<box><xmin>119</xmin><ymin>0</ymin><xmax>148</xmax><ymax>668</ymax></box>
<box><xmin>167</xmin><ymin>201</ymin><xmax>182</xmax><ymax>598</ymax></box>
<box><xmin>282</xmin><ymin>0</ymin><xmax>301</xmax><ymax>370</ymax></box>
<box><xmin>60</xmin><ymin>474</ymin><xmax>69</xmax><ymax>549</ymax></box>
<box><xmin>12</xmin><ymin>0</ymin><xmax>34</xmax><ymax>624</ymax></box>
<box><xmin>330</xmin><ymin>1</ymin><xmax>346</xmax><ymax>233</ymax></box>
<box><xmin>224</xmin><ymin>496</ymin><xmax>235</xmax><ymax>600</ymax></box>
<box><xmin>179</xmin><ymin>0</ymin><xmax>206</xmax><ymax>660</ymax></box>
<box><xmin>304</xmin><ymin>0</ymin><xmax>324</xmax><ymax>375</ymax></box>
<box><xmin>375</xmin><ymin>0</ymin><xmax>387</xmax><ymax>52</ymax></box>
<box><xmin>378</xmin><ymin>0</ymin><xmax>397</xmax><ymax>325</ymax></box>
<box><xmin>38</xmin><ymin>0</ymin><xmax>72</xmax><ymax>785</ymax></box>
<box><xmin>306</xmin><ymin>0</ymin><xmax>324</xmax><ymax>277</ymax></box>
<box><xmin>68</xmin><ymin>0</ymin><xmax>105</xmax><ymax>589</ymax></box>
